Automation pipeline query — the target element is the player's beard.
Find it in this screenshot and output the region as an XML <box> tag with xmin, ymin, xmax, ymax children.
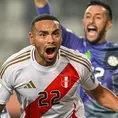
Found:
<box><xmin>85</xmin><ymin>24</ymin><xmax>107</xmax><ymax>45</ymax></box>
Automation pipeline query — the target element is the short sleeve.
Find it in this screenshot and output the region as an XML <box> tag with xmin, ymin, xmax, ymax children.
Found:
<box><xmin>0</xmin><ymin>68</ymin><xmax>13</xmax><ymax>104</ymax></box>
<box><xmin>80</xmin><ymin>69</ymin><xmax>99</xmax><ymax>90</ymax></box>
<box><xmin>73</xmin><ymin>49</ymin><xmax>99</xmax><ymax>90</ymax></box>
<box><xmin>0</xmin><ymin>79</ymin><xmax>11</xmax><ymax>104</ymax></box>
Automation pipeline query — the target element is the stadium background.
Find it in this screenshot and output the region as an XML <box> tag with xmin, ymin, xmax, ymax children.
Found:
<box><xmin>0</xmin><ymin>0</ymin><xmax>118</xmax><ymax>118</ymax></box>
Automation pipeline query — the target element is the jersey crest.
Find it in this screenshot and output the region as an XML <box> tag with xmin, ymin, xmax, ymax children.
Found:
<box><xmin>61</xmin><ymin>75</ymin><xmax>71</xmax><ymax>88</ymax></box>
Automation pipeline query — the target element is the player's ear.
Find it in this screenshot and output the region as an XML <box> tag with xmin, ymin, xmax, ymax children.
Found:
<box><xmin>106</xmin><ymin>20</ymin><xmax>112</xmax><ymax>31</ymax></box>
<box><xmin>28</xmin><ymin>32</ymin><xmax>35</xmax><ymax>45</ymax></box>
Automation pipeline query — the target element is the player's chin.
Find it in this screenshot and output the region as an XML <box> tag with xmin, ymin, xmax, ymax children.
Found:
<box><xmin>45</xmin><ymin>52</ymin><xmax>57</xmax><ymax>62</ymax></box>
<box><xmin>44</xmin><ymin>56</ymin><xmax>57</xmax><ymax>65</ymax></box>
<box><xmin>86</xmin><ymin>37</ymin><xmax>99</xmax><ymax>44</ymax></box>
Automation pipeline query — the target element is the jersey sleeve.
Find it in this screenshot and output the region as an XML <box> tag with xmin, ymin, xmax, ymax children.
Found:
<box><xmin>73</xmin><ymin>50</ymin><xmax>99</xmax><ymax>90</ymax></box>
<box><xmin>61</xmin><ymin>27</ymin><xmax>83</xmax><ymax>51</ymax></box>
<box><xmin>36</xmin><ymin>2</ymin><xmax>54</xmax><ymax>15</ymax></box>
<box><xmin>80</xmin><ymin>68</ymin><xmax>99</xmax><ymax>90</ymax></box>
<box><xmin>0</xmin><ymin>67</ymin><xmax>13</xmax><ymax>104</ymax></box>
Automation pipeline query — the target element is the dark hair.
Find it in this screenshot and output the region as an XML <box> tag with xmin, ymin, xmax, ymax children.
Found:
<box><xmin>30</xmin><ymin>14</ymin><xmax>60</xmax><ymax>30</ymax></box>
<box><xmin>86</xmin><ymin>0</ymin><xmax>112</xmax><ymax>20</ymax></box>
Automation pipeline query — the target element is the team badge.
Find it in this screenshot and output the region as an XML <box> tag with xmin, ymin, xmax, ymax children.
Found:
<box><xmin>61</xmin><ymin>75</ymin><xmax>71</xmax><ymax>88</ymax></box>
<box><xmin>107</xmin><ymin>56</ymin><xmax>118</xmax><ymax>67</ymax></box>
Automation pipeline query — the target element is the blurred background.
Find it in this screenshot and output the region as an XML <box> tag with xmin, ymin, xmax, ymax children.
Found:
<box><xmin>0</xmin><ymin>0</ymin><xmax>118</xmax><ymax>118</ymax></box>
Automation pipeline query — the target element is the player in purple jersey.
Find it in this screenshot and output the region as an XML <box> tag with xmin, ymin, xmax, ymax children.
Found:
<box><xmin>34</xmin><ymin>0</ymin><xmax>118</xmax><ymax>117</ymax></box>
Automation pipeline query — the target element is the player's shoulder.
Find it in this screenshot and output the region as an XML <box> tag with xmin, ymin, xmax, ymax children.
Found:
<box><xmin>60</xmin><ymin>45</ymin><xmax>90</xmax><ymax>60</ymax></box>
<box><xmin>0</xmin><ymin>45</ymin><xmax>33</xmax><ymax>76</ymax></box>
<box><xmin>5</xmin><ymin>45</ymin><xmax>33</xmax><ymax>63</ymax></box>
<box><xmin>60</xmin><ymin>46</ymin><xmax>92</xmax><ymax>71</ymax></box>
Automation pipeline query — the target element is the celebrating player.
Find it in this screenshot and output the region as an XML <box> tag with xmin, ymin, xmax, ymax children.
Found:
<box><xmin>34</xmin><ymin>0</ymin><xmax>118</xmax><ymax>117</ymax></box>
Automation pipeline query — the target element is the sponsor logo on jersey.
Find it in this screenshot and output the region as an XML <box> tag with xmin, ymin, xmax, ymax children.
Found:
<box><xmin>24</xmin><ymin>81</ymin><xmax>36</xmax><ymax>88</ymax></box>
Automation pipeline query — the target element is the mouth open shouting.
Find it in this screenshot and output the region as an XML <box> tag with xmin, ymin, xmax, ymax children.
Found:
<box><xmin>87</xmin><ymin>25</ymin><xmax>98</xmax><ymax>38</ymax></box>
<box><xmin>44</xmin><ymin>45</ymin><xmax>58</xmax><ymax>61</ymax></box>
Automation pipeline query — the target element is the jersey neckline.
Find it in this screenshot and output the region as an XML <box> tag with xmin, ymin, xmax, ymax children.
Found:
<box><xmin>30</xmin><ymin>46</ymin><xmax>61</xmax><ymax>72</ymax></box>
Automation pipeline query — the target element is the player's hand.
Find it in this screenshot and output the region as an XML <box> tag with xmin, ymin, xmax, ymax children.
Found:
<box><xmin>34</xmin><ymin>0</ymin><xmax>48</xmax><ymax>8</ymax></box>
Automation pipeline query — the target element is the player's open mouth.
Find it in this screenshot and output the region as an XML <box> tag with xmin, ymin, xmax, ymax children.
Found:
<box><xmin>87</xmin><ymin>25</ymin><xmax>97</xmax><ymax>36</ymax></box>
<box><xmin>45</xmin><ymin>46</ymin><xmax>57</xmax><ymax>59</ymax></box>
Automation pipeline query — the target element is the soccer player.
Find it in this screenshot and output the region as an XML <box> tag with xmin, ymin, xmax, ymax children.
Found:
<box><xmin>34</xmin><ymin>0</ymin><xmax>118</xmax><ymax>118</ymax></box>
<box><xmin>0</xmin><ymin>14</ymin><xmax>118</xmax><ymax>118</ymax></box>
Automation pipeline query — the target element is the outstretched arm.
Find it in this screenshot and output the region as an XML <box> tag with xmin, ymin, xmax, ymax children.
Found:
<box><xmin>86</xmin><ymin>84</ymin><xmax>118</xmax><ymax>112</ymax></box>
<box><xmin>34</xmin><ymin>0</ymin><xmax>54</xmax><ymax>15</ymax></box>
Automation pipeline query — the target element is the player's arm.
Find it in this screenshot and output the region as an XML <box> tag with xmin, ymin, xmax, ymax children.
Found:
<box><xmin>35</xmin><ymin>0</ymin><xmax>48</xmax><ymax>8</ymax></box>
<box><xmin>86</xmin><ymin>84</ymin><xmax>118</xmax><ymax>112</ymax></box>
<box><xmin>34</xmin><ymin>0</ymin><xmax>54</xmax><ymax>15</ymax></box>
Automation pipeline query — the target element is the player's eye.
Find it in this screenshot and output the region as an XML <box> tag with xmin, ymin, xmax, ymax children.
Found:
<box><xmin>39</xmin><ymin>32</ymin><xmax>48</xmax><ymax>39</ymax></box>
<box><xmin>52</xmin><ymin>30</ymin><xmax>61</xmax><ymax>38</ymax></box>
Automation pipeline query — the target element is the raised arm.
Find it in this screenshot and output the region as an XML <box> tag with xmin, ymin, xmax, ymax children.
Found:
<box><xmin>34</xmin><ymin>0</ymin><xmax>54</xmax><ymax>15</ymax></box>
<box><xmin>86</xmin><ymin>84</ymin><xmax>118</xmax><ymax>112</ymax></box>
<box><xmin>35</xmin><ymin>0</ymin><xmax>48</xmax><ymax>8</ymax></box>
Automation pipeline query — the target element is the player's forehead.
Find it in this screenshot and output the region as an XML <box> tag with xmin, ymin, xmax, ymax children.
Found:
<box><xmin>35</xmin><ymin>20</ymin><xmax>60</xmax><ymax>30</ymax></box>
<box><xmin>85</xmin><ymin>5</ymin><xmax>107</xmax><ymax>15</ymax></box>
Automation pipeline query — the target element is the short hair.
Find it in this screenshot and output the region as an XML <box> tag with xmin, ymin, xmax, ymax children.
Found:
<box><xmin>30</xmin><ymin>14</ymin><xmax>61</xmax><ymax>30</ymax></box>
<box><xmin>86</xmin><ymin>0</ymin><xmax>112</xmax><ymax>20</ymax></box>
